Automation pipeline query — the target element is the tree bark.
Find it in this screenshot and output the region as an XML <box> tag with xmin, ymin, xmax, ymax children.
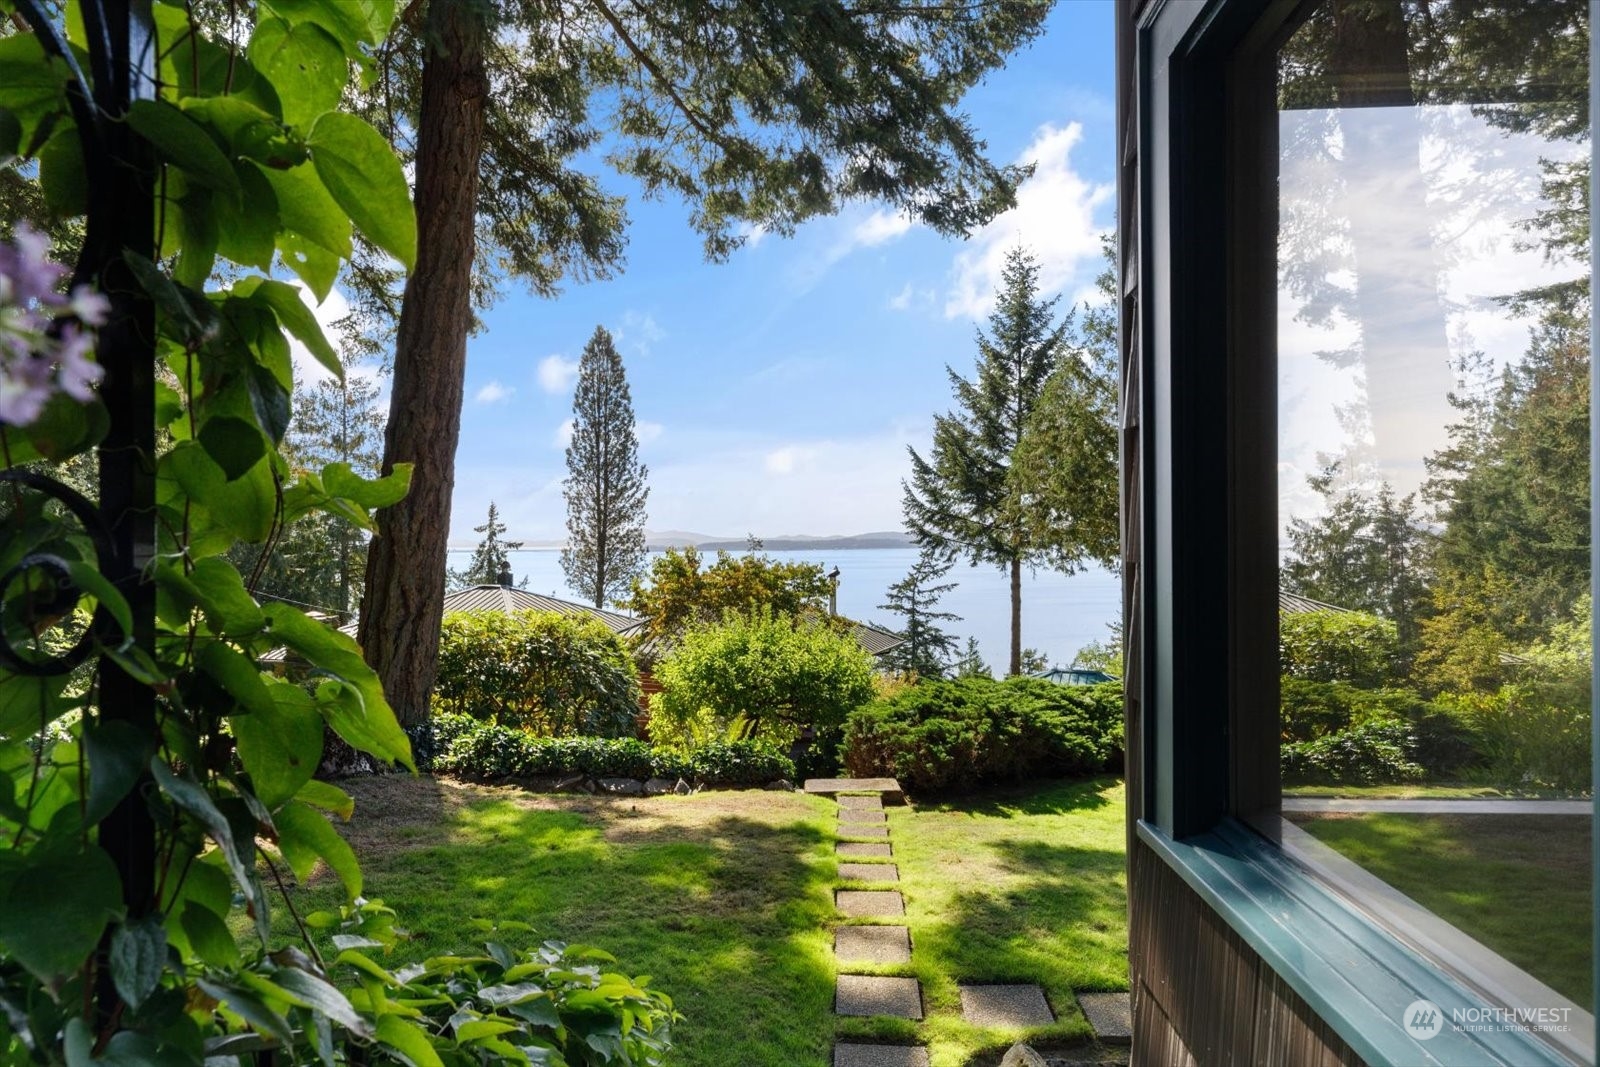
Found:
<box><xmin>1009</xmin><ymin>556</ymin><xmax>1022</xmax><ymax>676</ymax></box>
<box><xmin>360</xmin><ymin>0</ymin><xmax>487</xmax><ymax>726</ymax></box>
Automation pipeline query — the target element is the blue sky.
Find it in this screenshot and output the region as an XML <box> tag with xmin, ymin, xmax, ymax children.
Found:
<box><xmin>411</xmin><ymin>3</ymin><xmax>1117</xmax><ymax>545</ymax></box>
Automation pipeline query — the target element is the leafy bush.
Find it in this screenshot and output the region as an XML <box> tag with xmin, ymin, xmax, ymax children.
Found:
<box><xmin>688</xmin><ymin>740</ymin><xmax>796</xmax><ymax>786</ymax></box>
<box><xmin>651</xmin><ymin>610</ymin><xmax>876</xmax><ymax>746</ymax></box>
<box><xmin>436</xmin><ymin>722</ymin><xmax>793</xmax><ymax>785</ymax></box>
<box><xmin>1453</xmin><ymin>685</ymin><xmax>1592</xmax><ymax>792</ymax></box>
<box><xmin>841</xmin><ymin>677</ymin><xmax>1123</xmax><ymax>793</ymax></box>
<box><xmin>1279</xmin><ymin>680</ymin><xmax>1428</xmax><ymax>743</ymax></box>
<box><xmin>435</xmin><ymin>610</ymin><xmax>641</xmax><ymax>737</ymax></box>
<box><xmin>1280</xmin><ymin>610</ymin><xmax>1399</xmax><ymax>687</ymax></box>
<box><xmin>402</xmin><ymin>711</ymin><xmax>480</xmax><ymax>772</ymax></box>
<box><xmin>1281</xmin><ymin>719</ymin><xmax>1425</xmax><ymax>785</ymax></box>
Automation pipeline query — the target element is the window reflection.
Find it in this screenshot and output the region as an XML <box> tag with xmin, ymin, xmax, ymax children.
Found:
<box><xmin>1274</xmin><ymin>0</ymin><xmax>1592</xmax><ymax>1011</ymax></box>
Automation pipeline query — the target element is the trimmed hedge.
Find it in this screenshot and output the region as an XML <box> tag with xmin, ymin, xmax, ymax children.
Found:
<box><xmin>1280</xmin><ymin>719</ymin><xmax>1425</xmax><ymax>785</ymax></box>
<box><xmin>841</xmin><ymin>677</ymin><xmax>1124</xmax><ymax>794</ymax></box>
<box><xmin>436</xmin><ymin>720</ymin><xmax>794</xmax><ymax>787</ymax></box>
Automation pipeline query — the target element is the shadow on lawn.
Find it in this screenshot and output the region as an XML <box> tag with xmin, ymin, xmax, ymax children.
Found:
<box><xmin>910</xmin><ymin>776</ymin><xmax>1117</xmax><ymax>819</ymax></box>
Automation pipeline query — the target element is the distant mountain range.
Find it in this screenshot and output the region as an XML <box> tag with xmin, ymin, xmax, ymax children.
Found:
<box><xmin>456</xmin><ymin>530</ymin><xmax>918</xmax><ymax>552</ymax></box>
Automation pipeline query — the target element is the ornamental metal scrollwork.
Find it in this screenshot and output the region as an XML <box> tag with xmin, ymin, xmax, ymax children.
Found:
<box><xmin>0</xmin><ymin>468</ymin><xmax>119</xmax><ymax>676</ymax></box>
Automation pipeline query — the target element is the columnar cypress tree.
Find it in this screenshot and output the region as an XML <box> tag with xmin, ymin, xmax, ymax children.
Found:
<box><xmin>903</xmin><ymin>246</ymin><xmax>1068</xmax><ymax>676</ymax></box>
<box><xmin>562</xmin><ymin>326</ymin><xmax>650</xmax><ymax>608</ymax></box>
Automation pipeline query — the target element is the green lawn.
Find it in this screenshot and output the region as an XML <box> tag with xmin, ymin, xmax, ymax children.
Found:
<box><xmin>1291</xmin><ymin>812</ymin><xmax>1592</xmax><ymax>1006</ymax></box>
<box><xmin>264</xmin><ymin>775</ymin><xmax>1128</xmax><ymax>1067</ymax></box>
<box><xmin>1284</xmin><ymin>782</ymin><xmax>1586</xmax><ymax>799</ymax></box>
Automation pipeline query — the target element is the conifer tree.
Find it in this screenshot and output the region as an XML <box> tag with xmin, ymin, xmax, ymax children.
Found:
<box><xmin>877</xmin><ymin>550</ymin><xmax>962</xmax><ymax>679</ymax></box>
<box><xmin>562</xmin><ymin>326</ymin><xmax>650</xmax><ymax>608</ymax></box>
<box><xmin>903</xmin><ymin>245</ymin><xmax>1069</xmax><ymax>676</ymax></box>
<box><xmin>452</xmin><ymin>502</ymin><xmax>524</xmax><ymax>589</ymax></box>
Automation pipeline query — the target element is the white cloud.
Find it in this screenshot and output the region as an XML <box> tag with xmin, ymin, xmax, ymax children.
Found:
<box><xmin>475</xmin><ymin>380</ymin><xmax>513</xmax><ymax>404</ymax></box>
<box><xmin>735</xmin><ymin>220</ymin><xmax>768</xmax><ymax>249</ymax></box>
<box><xmin>764</xmin><ymin>445</ymin><xmax>815</xmax><ymax>475</ymax></box>
<box><xmin>637</xmin><ymin>420</ymin><xmax>664</xmax><ymax>444</ymax></box>
<box><xmin>537</xmin><ymin>354</ymin><xmax>580</xmax><ymax>394</ymax></box>
<box><xmin>851</xmin><ymin>210</ymin><xmax>912</xmax><ymax>248</ymax></box>
<box><xmin>944</xmin><ymin>122</ymin><xmax>1114</xmax><ymax>319</ymax></box>
<box><xmin>285</xmin><ymin>283</ymin><xmax>351</xmax><ymax>387</ymax></box>
<box><xmin>616</xmin><ymin>310</ymin><xmax>666</xmax><ymax>356</ymax></box>
<box><xmin>888</xmin><ymin>283</ymin><xmax>914</xmax><ymax>311</ymax></box>
<box><xmin>553</xmin><ymin>419</ymin><xmax>575</xmax><ymax>448</ymax></box>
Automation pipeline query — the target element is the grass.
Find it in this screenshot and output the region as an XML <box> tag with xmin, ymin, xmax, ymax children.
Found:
<box><xmin>837</xmin><ymin>779</ymin><xmax>1128</xmax><ymax>1067</ymax></box>
<box><xmin>1284</xmin><ymin>782</ymin><xmax>1588</xmax><ymax>799</ymax></box>
<box><xmin>1290</xmin><ymin>811</ymin><xmax>1593</xmax><ymax>1006</ymax></box>
<box><xmin>260</xmin><ymin>775</ymin><xmax>1128</xmax><ymax>1067</ymax></box>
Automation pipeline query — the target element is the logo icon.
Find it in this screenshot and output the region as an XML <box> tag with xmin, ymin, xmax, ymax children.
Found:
<box><xmin>1404</xmin><ymin>999</ymin><xmax>1444</xmax><ymax>1040</ymax></box>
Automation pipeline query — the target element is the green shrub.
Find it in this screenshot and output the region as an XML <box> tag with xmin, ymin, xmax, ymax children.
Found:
<box><xmin>688</xmin><ymin>740</ymin><xmax>795</xmax><ymax>786</ymax></box>
<box><xmin>436</xmin><ymin>722</ymin><xmax>793</xmax><ymax>786</ymax></box>
<box><xmin>841</xmin><ymin>676</ymin><xmax>1123</xmax><ymax>794</ymax></box>
<box><xmin>1453</xmin><ymin>685</ymin><xmax>1592</xmax><ymax>792</ymax></box>
<box><xmin>435</xmin><ymin>610</ymin><xmax>641</xmax><ymax>736</ymax></box>
<box><xmin>1281</xmin><ymin>719</ymin><xmax>1425</xmax><ymax>785</ymax></box>
<box><xmin>1280</xmin><ymin>610</ymin><xmax>1399</xmax><ymax>687</ymax></box>
<box><xmin>1280</xmin><ymin>680</ymin><xmax>1429</xmax><ymax>743</ymax></box>
<box><xmin>651</xmin><ymin>609</ymin><xmax>876</xmax><ymax>745</ymax></box>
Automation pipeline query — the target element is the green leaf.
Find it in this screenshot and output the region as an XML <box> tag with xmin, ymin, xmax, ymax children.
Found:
<box><xmin>179</xmin><ymin>899</ymin><xmax>241</xmax><ymax>968</ymax></box>
<box><xmin>0</xmin><ymin>108</ymin><xmax>20</xmax><ymax>167</ymax></box>
<box><xmin>217</xmin><ymin>163</ymin><xmax>281</xmax><ymax>270</ymax></box>
<box><xmin>0</xmin><ymin>846</ymin><xmax>122</xmax><ymax>984</ymax></box>
<box><xmin>186</xmin><ymin>556</ymin><xmax>268</xmax><ymax>635</ymax></box>
<box><xmin>263</xmin><ymin>603</ymin><xmax>414</xmax><ymax>770</ymax></box>
<box><xmin>257</xmin><ymin>160</ymin><xmax>351</xmax><ymax>258</ymax></box>
<box><xmin>278</xmin><ymin>231</ymin><xmax>341</xmax><ymax>302</ymax></box>
<box><xmin>325</xmin><ymin>462</ymin><xmax>412</xmax><ymax>510</ymax></box>
<box><xmin>127</xmin><ymin>99</ymin><xmax>241</xmax><ymax>201</ymax></box>
<box><xmin>196</xmin><ymin>977</ymin><xmax>292</xmax><ymax>1045</ymax></box>
<box><xmin>197</xmin><ymin>641</ymin><xmax>276</xmax><ymax>716</ymax></box>
<box><xmin>38</xmin><ymin>125</ymin><xmax>85</xmax><ymax>218</ymax></box>
<box><xmin>174</xmin><ymin>191</ymin><xmax>220</xmax><ymax>289</ymax></box>
<box><xmin>260</xmin><ymin>0</ymin><xmax>389</xmax><ymax>52</ymax></box>
<box><xmin>63</xmin><ymin>559</ymin><xmax>132</xmax><ymax>639</ymax></box>
<box><xmin>83</xmin><ymin>718</ymin><xmax>157</xmax><ymax>827</ymax></box>
<box><xmin>271</xmin><ymin>967</ymin><xmax>373</xmax><ymax>1037</ymax></box>
<box><xmin>236</xmin><ymin>276</ymin><xmax>342</xmax><ymax>379</ymax></box>
<box><xmin>109</xmin><ymin>916</ymin><xmax>167</xmax><ymax>1009</ymax></box>
<box><xmin>232</xmin><ymin>683</ymin><xmax>322</xmax><ymax>810</ymax></box>
<box><xmin>308</xmin><ymin>112</ymin><xmax>415</xmax><ymax>269</ymax></box>
<box><xmin>295</xmin><ymin>778</ymin><xmax>354</xmax><ymax>819</ymax></box>
<box><xmin>275</xmin><ymin>800</ymin><xmax>361</xmax><ymax>899</ymax></box>
<box><xmin>249</xmin><ymin>18</ymin><xmax>349</xmax><ymax>128</ymax></box>
<box><xmin>149</xmin><ymin>760</ymin><xmax>270</xmax><ymax>942</ymax></box>
<box><xmin>0</xmin><ymin>669</ymin><xmax>73</xmax><ymax>740</ymax></box>
<box><xmin>181</xmin><ymin>96</ymin><xmax>302</xmax><ymax>166</ymax></box>
<box><xmin>456</xmin><ymin>1018</ymin><xmax>524</xmax><ymax>1042</ymax></box>
<box><xmin>3</xmin><ymin>391</ymin><xmax>108</xmax><ymax>464</ymax></box>
<box><xmin>122</xmin><ymin>249</ymin><xmax>218</xmax><ymax>346</ymax></box>
<box><xmin>198</xmin><ymin>416</ymin><xmax>268</xmax><ymax>481</ymax></box>
<box><xmin>0</xmin><ymin>34</ymin><xmax>67</xmax><ymax>146</ymax></box>
<box><xmin>375</xmin><ymin>1015</ymin><xmax>445</xmax><ymax>1067</ymax></box>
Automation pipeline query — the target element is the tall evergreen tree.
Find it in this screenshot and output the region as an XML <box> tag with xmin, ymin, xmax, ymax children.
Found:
<box><xmin>451</xmin><ymin>502</ymin><xmax>524</xmax><ymax>589</ymax></box>
<box><xmin>902</xmin><ymin>245</ymin><xmax>1068</xmax><ymax>676</ymax></box>
<box><xmin>561</xmin><ymin>326</ymin><xmax>650</xmax><ymax>608</ymax></box>
<box><xmin>877</xmin><ymin>550</ymin><xmax>962</xmax><ymax>679</ymax></box>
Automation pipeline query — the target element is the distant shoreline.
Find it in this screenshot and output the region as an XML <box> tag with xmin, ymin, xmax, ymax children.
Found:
<box><xmin>448</xmin><ymin>536</ymin><xmax>918</xmax><ymax>553</ymax></box>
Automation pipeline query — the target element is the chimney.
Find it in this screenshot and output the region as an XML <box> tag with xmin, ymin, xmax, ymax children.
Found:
<box><xmin>827</xmin><ymin>566</ymin><xmax>840</xmax><ymax>616</ymax></box>
<box><xmin>496</xmin><ymin>564</ymin><xmax>513</xmax><ymax>587</ymax></box>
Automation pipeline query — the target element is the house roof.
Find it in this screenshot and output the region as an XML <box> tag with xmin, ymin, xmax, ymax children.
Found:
<box><xmin>1278</xmin><ymin>589</ymin><xmax>1355</xmax><ymax>615</ymax></box>
<box><xmin>260</xmin><ymin>585</ymin><xmax>641</xmax><ymax>663</ymax></box>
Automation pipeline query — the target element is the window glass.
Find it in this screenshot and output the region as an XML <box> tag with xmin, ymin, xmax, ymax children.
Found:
<box><xmin>1275</xmin><ymin>0</ymin><xmax>1592</xmax><ymax>1013</ymax></box>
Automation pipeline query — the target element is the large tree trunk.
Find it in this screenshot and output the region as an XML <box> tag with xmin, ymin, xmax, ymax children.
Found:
<box><xmin>1009</xmin><ymin>556</ymin><xmax>1022</xmax><ymax>676</ymax></box>
<box><xmin>360</xmin><ymin>0</ymin><xmax>487</xmax><ymax>726</ymax></box>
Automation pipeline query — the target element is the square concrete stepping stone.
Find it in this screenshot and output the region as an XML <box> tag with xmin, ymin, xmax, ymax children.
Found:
<box><xmin>836</xmin><ymin>975</ymin><xmax>922</xmax><ymax>1019</ymax></box>
<box><xmin>838</xmin><ymin>825</ymin><xmax>889</xmax><ymax>840</ymax></box>
<box><xmin>1076</xmin><ymin>991</ymin><xmax>1132</xmax><ymax>1045</ymax></box>
<box><xmin>835</xmin><ymin>925</ymin><xmax>911</xmax><ymax>965</ymax></box>
<box><xmin>837</xmin><ymin>842</ymin><xmax>892</xmax><ymax>858</ymax></box>
<box><xmin>839</xmin><ymin>809</ymin><xmax>887</xmax><ymax>824</ymax></box>
<box><xmin>959</xmin><ymin>984</ymin><xmax>1055</xmax><ymax>1028</ymax></box>
<box><xmin>834</xmin><ymin>1044</ymin><xmax>929</xmax><ymax>1067</ymax></box>
<box><xmin>805</xmin><ymin>777</ymin><xmax>904</xmax><ymax>803</ymax></box>
<box><xmin>839</xmin><ymin>862</ymin><xmax>898</xmax><ymax>883</ymax></box>
<box><xmin>836</xmin><ymin>889</ymin><xmax>904</xmax><ymax>916</ymax></box>
<box><xmin>838</xmin><ymin>794</ymin><xmax>883</xmax><ymax>810</ymax></box>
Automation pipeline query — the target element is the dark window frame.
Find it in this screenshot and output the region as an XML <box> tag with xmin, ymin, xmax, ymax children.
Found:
<box><xmin>1126</xmin><ymin>0</ymin><xmax>1599</xmax><ymax>1060</ymax></box>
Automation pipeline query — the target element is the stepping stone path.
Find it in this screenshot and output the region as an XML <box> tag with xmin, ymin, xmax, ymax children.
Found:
<box><xmin>806</xmin><ymin>776</ymin><xmax>1124</xmax><ymax>1062</ymax></box>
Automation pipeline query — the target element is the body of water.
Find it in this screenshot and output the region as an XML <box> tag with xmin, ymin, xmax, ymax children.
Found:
<box><xmin>447</xmin><ymin>546</ymin><xmax>1121</xmax><ymax>672</ymax></box>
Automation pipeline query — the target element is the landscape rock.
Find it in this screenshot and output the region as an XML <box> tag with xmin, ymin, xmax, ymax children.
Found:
<box><xmin>554</xmin><ymin>774</ymin><xmax>591</xmax><ymax>794</ymax></box>
<box><xmin>1000</xmin><ymin>1044</ymin><xmax>1048</xmax><ymax>1067</ymax></box>
<box><xmin>673</xmin><ymin>779</ymin><xmax>693</xmax><ymax>795</ymax></box>
<box><xmin>643</xmin><ymin>777</ymin><xmax>676</xmax><ymax>796</ymax></box>
<box><xmin>765</xmin><ymin>779</ymin><xmax>795</xmax><ymax>791</ymax></box>
<box><xmin>598</xmin><ymin>777</ymin><xmax>645</xmax><ymax>796</ymax></box>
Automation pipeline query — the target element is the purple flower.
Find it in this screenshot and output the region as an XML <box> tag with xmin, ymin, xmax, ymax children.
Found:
<box><xmin>0</xmin><ymin>354</ymin><xmax>55</xmax><ymax>426</ymax></box>
<box><xmin>55</xmin><ymin>324</ymin><xmax>103</xmax><ymax>402</ymax></box>
<box><xmin>0</xmin><ymin>223</ymin><xmax>67</xmax><ymax>305</ymax></box>
<box><xmin>68</xmin><ymin>285</ymin><xmax>110</xmax><ymax>326</ymax></box>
